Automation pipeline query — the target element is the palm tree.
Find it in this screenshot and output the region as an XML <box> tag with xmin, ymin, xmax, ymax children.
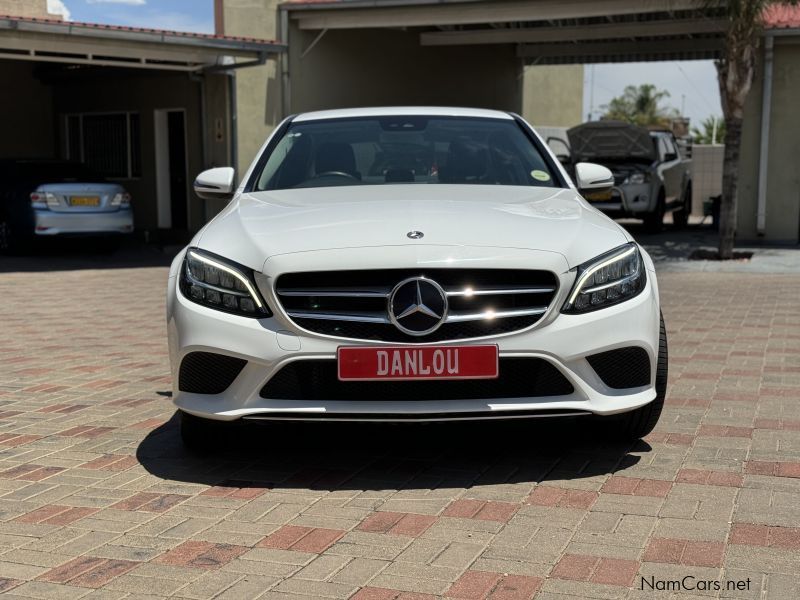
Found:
<box><xmin>691</xmin><ymin>116</ymin><xmax>726</xmax><ymax>144</ymax></box>
<box><xmin>601</xmin><ymin>84</ymin><xmax>678</xmax><ymax>127</ymax></box>
<box><xmin>705</xmin><ymin>0</ymin><xmax>798</xmax><ymax>258</ymax></box>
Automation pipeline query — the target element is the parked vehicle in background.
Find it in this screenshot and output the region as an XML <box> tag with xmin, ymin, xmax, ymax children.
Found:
<box><xmin>562</xmin><ymin>121</ymin><xmax>692</xmax><ymax>232</ymax></box>
<box><xmin>0</xmin><ymin>159</ymin><xmax>133</xmax><ymax>252</ymax></box>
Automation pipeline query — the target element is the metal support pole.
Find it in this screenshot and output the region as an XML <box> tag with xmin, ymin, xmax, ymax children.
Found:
<box><xmin>280</xmin><ymin>8</ymin><xmax>291</xmax><ymax>118</ymax></box>
<box><xmin>228</xmin><ymin>69</ymin><xmax>238</xmax><ymax>181</ymax></box>
<box><xmin>756</xmin><ymin>35</ymin><xmax>774</xmax><ymax>235</ymax></box>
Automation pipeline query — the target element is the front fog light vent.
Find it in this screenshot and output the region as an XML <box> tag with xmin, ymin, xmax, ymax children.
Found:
<box><xmin>587</xmin><ymin>347</ymin><xmax>651</xmax><ymax>389</ymax></box>
<box><xmin>180</xmin><ymin>248</ymin><xmax>271</xmax><ymax>318</ymax></box>
<box><xmin>179</xmin><ymin>352</ymin><xmax>247</xmax><ymax>394</ymax></box>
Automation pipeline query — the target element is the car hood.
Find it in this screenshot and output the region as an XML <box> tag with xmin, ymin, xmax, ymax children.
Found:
<box><xmin>567</xmin><ymin>121</ymin><xmax>656</xmax><ymax>163</ymax></box>
<box><xmin>197</xmin><ymin>185</ymin><xmax>630</xmax><ymax>271</ymax></box>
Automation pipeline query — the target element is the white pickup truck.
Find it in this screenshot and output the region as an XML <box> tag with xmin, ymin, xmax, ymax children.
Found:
<box><xmin>556</xmin><ymin>121</ymin><xmax>693</xmax><ymax>232</ymax></box>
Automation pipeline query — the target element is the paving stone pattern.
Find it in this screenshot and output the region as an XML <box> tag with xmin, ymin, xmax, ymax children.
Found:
<box><xmin>0</xmin><ymin>263</ymin><xmax>798</xmax><ymax>599</ymax></box>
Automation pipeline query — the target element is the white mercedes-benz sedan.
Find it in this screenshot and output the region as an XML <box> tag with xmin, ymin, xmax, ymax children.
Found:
<box><xmin>166</xmin><ymin>107</ymin><xmax>666</xmax><ymax>451</ymax></box>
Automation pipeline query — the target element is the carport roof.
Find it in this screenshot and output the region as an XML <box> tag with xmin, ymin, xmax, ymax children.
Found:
<box><xmin>0</xmin><ymin>14</ymin><xmax>285</xmax><ymax>72</ymax></box>
<box><xmin>280</xmin><ymin>0</ymin><xmax>728</xmax><ymax>64</ymax></box>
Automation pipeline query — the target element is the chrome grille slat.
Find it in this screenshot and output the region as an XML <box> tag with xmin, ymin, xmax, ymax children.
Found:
<box><xmin>286</xmin><ymin>310</ymin><xmax>390</xmax><ymax>324</ymax></box>
<box><xmin>275</xmin><ymin>269</ymin><xmax>558</xmax><ymax>343</ymax></box>
<box><xmin>445</xmin><ymin>286</ymin><xmax>555</xmax><ymax>297</ymax></box>
<box><xmin>278</xmin><ymin>286</ymin><xmax>554</xmax><ymax>299</ymax></box>
<box><xmin>277</xmin><ymin>287</ymin><xmax>391</xmax><ymax>298</ymax></box>
<box><xmin>445</xmin><ymin>307</ymin><xmax>548</xmax><ymax>323</ymax></box>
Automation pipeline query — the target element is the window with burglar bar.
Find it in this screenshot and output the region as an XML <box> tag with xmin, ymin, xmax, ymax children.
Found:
<box><xmin>64</xmin><ymin>112</ymin><xmax>142</xmax><ymax>179</ymax></box>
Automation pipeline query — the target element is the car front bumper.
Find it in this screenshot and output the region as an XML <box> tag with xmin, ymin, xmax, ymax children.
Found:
<box><xmin>34</xmin><ymin>208</ymin><xmax>134</xmax><ymax>236</ymax></box>
<box><xmin>167</xmin><ymin>246</ymin><xmax>661</xmax><ymax>422</ymax></box>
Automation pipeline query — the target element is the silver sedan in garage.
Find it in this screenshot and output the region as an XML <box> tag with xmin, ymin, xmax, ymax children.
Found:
<box><xmin>0</xmin><ymin>159</ymin><xmax>133</xmax><ymax>252</ymax></box>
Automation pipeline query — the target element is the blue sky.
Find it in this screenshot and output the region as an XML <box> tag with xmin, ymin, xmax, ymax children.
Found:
<box><xmin>49</xmin><ymin>0</ymin><xmax>214</xmax><ymax>33</ymax></box>
<box><xmin>583</xmin><ymin>60</ymin><xmax>722</xmax><ymax>128</ymax></box>
<box><xmin>46</xmin><ymin>1</ymin><xmax>722</xmax><ymax>127</ymax></box>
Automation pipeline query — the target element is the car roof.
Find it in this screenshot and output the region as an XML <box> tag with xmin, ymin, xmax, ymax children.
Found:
<box><xmin>292</xmin><ymin>106</ymin><xmax>514</xmax><ymax>123</ymax></box>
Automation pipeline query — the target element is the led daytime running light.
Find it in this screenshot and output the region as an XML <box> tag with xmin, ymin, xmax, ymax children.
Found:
<box><xmin>567</xmin><ymin>245</ymin><xmax>637</xmax><ymax>306</ymax></box>
<box><xmin>562</xmin><ymin>243</ymin><xmax>645</xmax><ymax>314</ymax></box>
<box><xmin>186</xmin><ymin>250</ymin><xmax>263</xmax><ymax>310</ymax></box>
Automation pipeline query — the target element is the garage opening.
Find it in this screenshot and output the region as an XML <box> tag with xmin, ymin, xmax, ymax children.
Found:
<box><xmin>0</xmin><ymin>15</ymin><xmax>283</xmax><ymax>243</ymax></box>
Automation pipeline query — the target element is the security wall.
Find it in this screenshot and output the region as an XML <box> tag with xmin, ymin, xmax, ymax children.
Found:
<box><xmin>739</xmin><ymin>40</ymin><xmax>800</xmax><ymax>243</ymax></box>
<box><xmin>692</xmin><ymin>145</ymin><xmax>724</xmax><ymax>216</ymax></box>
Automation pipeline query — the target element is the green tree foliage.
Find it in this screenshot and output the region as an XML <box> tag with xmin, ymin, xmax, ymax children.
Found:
<box><xmin>691</xmin><ymin>116</ymin><xmax>726</xmax><ymax>145</ymax></box>
<box><xmin>600</xmin><ymin>84</ymin><xmax>679</xmax><ymax>127</ymax></box>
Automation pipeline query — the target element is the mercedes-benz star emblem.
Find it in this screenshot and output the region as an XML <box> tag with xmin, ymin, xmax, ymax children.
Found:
<box><xmin>407</xmin><ymin>231</ymin><xmax>424</xmax><ymax>239</ymax></box>
<box><xmin>388</xmin><ymin>277</ymin><xmax>448</xmax><ymax>336</ymax></box>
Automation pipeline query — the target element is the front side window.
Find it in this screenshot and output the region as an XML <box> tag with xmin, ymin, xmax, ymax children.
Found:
<box><xmin>253</xmin><ymin>116</ymin><xmax>561</xmax><ymax>191</ymax></box>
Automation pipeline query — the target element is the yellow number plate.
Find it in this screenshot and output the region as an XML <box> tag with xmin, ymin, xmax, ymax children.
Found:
<box><xmin>70</xmin><ymin>196</ymin><xmax>100</xmax><ymax>206</ymax></box>
<box><xmin>584</xmin><ymin>190</ymin><xmax>613</xmax><ymax>202</ymax></box>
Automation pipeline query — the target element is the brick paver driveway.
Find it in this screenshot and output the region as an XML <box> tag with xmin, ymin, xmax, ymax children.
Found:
<box><xmin>0</xmin><ymin>251</ymin><xmax>798</xmax><ymax>599</ymax></box>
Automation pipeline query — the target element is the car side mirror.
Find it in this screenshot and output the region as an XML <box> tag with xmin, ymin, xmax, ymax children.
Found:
<box><xmin>575</xmin><ymin>162</ymin><xmax>614</xmax><ymax>193</ymax></box>
<box><xmin>663</xmin><ymin>152</ymin><xmax>678</xmax><ymax>162</ymax></box>
<box><xmin>194</xmin><ymin>167</ymin><xmax>236</xmax><ymax>201</ymax></box>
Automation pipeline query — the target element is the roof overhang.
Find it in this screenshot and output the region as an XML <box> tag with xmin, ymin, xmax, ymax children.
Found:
<box><xmin>769</xmin><ymin>27</ymin><xmax>800</xmax><ymax>38</ymax></box>
<box><xmin>281</xmin><ymin>0</ymin><xmax>727</xmax><ymax>65</ymax></box>
<box><xmin>0</xmin><ymin>16</ymin><xmax>285</xmax><ymax>72</ymax></box>
<box><xmin>284</xmin><ymin>0</ymin><xmax>712</xmax><ymax>29</ymax></box>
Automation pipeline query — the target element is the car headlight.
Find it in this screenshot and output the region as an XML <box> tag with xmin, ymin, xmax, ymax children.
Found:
<box><xmin>562</xmin><ymin>243</ymin><xmax>646</xmax><ymax>313</ymax></box>
<box><xmin>179</xmin><ymin>248</ymin><xmax>271</xmax><ymax>317</ymax></box>
<box><xmin>623</xmin><ymin>172</ymin><xmax>648</xmax><ymax>185</ymax></box>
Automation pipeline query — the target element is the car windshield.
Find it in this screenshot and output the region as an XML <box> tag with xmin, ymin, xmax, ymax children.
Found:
<box><xmin>253</xmin><ymin>116</ymin><xmax>561</xmax><ymax>191</ymax></box>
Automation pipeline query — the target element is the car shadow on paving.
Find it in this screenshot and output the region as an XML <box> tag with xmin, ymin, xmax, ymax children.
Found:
<box><xmin>136</xmin><ymin>412</ymin><xmax>645</xmax><ymax>492</ymax></box>
<box><xmin>0</xmin><ymin>239</ymin><xmax>177</xmax><ymax>272</ymax></box>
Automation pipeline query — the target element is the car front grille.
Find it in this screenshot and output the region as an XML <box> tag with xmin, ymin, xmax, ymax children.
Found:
<box><xmin>179</xmin><ymin>352</ymin><xmax>247</xmax><ymax>394</ymax></box>
<box><xmin>587</xmin><ymin>346</ymin><xmax>651</xmax><ymax>389</ymax></box>
<box><xmin>260</xmin><ymin>358</ymin><xmax>574</xmax><ymax>401</ymax></box>
<box><xmin>274</xmin><ymin>269</ymin><xmax>558</xmax><ymax>342</ymax></box>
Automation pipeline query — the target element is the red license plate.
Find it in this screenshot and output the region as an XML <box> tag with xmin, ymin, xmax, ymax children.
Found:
<box><xmin>337</xmin><ymin>345</ymin><xmax>498</xmax><ymax>381</ymax></box>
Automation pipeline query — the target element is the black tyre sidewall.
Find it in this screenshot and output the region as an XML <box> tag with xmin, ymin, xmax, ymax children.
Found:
<box><xmin>644</xmin><ymin>193</ymin><xmax>666</xmax><ymax>233</ymax></box>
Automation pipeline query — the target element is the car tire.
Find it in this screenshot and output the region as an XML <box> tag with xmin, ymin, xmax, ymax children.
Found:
<box><xmin>672</xmin><ymin>185</ymin><xmax>691</xmax><ymax>229</ymax></box>
<box><xmin>643</xmin><ymin>193</ymin><xmax>666</xmax><ymax>233</ymax></box>
<box><xmin>179</xmin><ymin>411</ymin><xmax>224</xmax><ymax>453</ymax></box>
<box><xmin>600</xmin><ymin>313</ymin><xmax>668</xmax><ymax>441</ymax></box>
